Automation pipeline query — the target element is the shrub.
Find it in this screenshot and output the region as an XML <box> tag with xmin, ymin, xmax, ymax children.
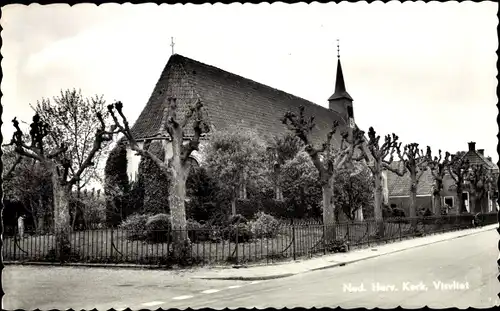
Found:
<box><xmin>325</xmin><ymin>239</ymin><xmax>349</xmax><ymax>253</ymax></box>
<box><xmin>249</xmin><ymin>212</ymin><xmax>280</xmax><ymax>239</ymax></box>
<box><xmin>120</xmin><ymin>213</ymin><xmax>150</xmax><ymax>240</ymax></box>
<box><xmin>104</xmin><ymin>142</ymin><xmax>130</xmax><ymax>227</ymax></box>
<box><xmin>138</xmin><ymin>141</ymin><xmax>169</xmax><ymax>215</ymax></box>
<box><xmin>229</xmin><ymin>214</ymin><xmax>248</xmax><ymax>225</ymax></box>
<box><xmin>145</xmin><ymin>213</ymin><xmax>171</xmax><ymax>243</ymax></box>
<box><xmin>187</xmin><ymin>219</ymin><xmax>210</xmax><ymax>243</ymax></box>
<box><xmin>260</xmin><ymin>199</ymin><xmax>289</xmax><ymax>219</ymax></box>
<box><xmin>225</xmin><ymin>222</ymin><xmax>253</xmax><ymax>243</ymax></box>
<box><xmin>206</xmin><ymin>210</ymin><xmax>230</xmax><ymax>228</ymax></box>
<box><xmin>186</xmin><ymin>166</ymin><xmax>219</xmax><ymax>222</ymax></box>
<box><xmin>235</xmin><ymin>199</ymin><xmax>261</xmax><ymax>219</ymax></box>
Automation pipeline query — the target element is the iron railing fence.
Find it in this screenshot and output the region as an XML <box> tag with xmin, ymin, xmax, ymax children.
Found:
<box><xmin>3</xmin><ymin>213</ymin><xmax>497</xmax><ymax>266</ymax></box>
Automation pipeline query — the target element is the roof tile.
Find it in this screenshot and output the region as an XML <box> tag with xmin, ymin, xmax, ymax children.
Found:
<box><xmin>386</xmin><ymin>161</ymin><xmax>434</xmax><ymax>196</ymax></box>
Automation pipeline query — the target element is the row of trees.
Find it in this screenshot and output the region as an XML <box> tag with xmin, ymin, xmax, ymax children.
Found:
<box><xmin>5</xmin><ymin>89</ymin><xmax>496</xmax><ymax>262</ymax></box>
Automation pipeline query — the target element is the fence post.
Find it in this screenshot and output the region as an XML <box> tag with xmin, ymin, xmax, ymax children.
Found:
<box><xmin>235</xmin><ymin>223</ymin><xmax>239</xmax><ymax>265</ymax></box>
<box><xmin>398</xmin><ymin>220</ymin><xmax>402</xmax><ymax>241</ymax></box>
<box><xmin>13</xmin><ymin>228</ymin><xmax>17</xmax><ymax>260</ymax></box>
<box><xmin>292</xmin><ymin>219</ymin><xmax>296</xmax><ymax>261</ymax></box>
<box><xmin>110</xmin><ymin>226</ymin><xmax>114</xmax><ymax>259</ymax></box>
<box><xmin>323</xmin><ymin>224</ymin><xmax>326</xmax><ymax>255</ymax></box>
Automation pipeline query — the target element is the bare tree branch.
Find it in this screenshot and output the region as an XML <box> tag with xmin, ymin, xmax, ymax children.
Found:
<box><xmin>108</xmin><ymin>101</ymin><xmax>169</xmax><ymax>172</ymax></box>
<box><xmin>67</xmin><ymin>111</ymin><xmax>115</xmax><ymax>186</ymax></box>
<box><xmin>4</xmin><ymin>155</ymin><xmax>22</xmax><ymax>180</ymax></box>
<box><xmin>181</xmin><ymin>99</ymin><xmax>210</xmax><ymax>163</ymax></box>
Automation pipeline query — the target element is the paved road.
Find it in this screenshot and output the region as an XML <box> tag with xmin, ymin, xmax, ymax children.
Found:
<box><xmin>4</xmin><ymin>229</ymin><xmax>499</xmax><ymax>309</ymax></box>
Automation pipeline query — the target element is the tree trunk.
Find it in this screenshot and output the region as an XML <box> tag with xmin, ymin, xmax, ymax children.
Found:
<box><xmin>354</xmin><ymin>207</ymin><xmax>364</xmax><ymax>222</ymax></box>
<box><xmin>409</xmin><ymin>178</ymin><xmax>417</xmax><ymax>218</ymax></box>
<box><xmin>231</xmin><ymin>197</ymin><xmax>237</xmax><ymax>216</ymax></box>
<box><xmin>321</xmin><ymin>176</ymin><xmax>336</xmax><ymax>242</ymax></box>
<box><xmin>409</xmin><ymin>177</ymin><xmax>418</xmax><ymax>232</ymax></box>
<box><xmin>432</xmin><ymin>193</ymin><xmax>441</xmax><ymax>215</ymax></box>
<box><xmin>469</xmin><ymin>191</ymin><xmax>477</xmax><ymax>214</ymax></box>
<box><xmin>37</xmin><ymin>196</ymin><xmax>45</xmax><ymax>234</ymax></box>
<box><xmin>456</xmin><ymin>184</ymin><xmax>465</xmax><ymax>214</ymax></box>
<box><xmin>168</xmin><ymin>132</ymin><xmax>191</xmax><ymax>261</ymax></box>
<box><xmin>50</xmin><ymin>163</ymin><xmax>72</xmax><ymax>261</ymax></box>
<box><xmin>373</xmin><ymin>171</ymin><xmax>384</xmax><ymax>238</ymax></box>
<box><xmin>168</xmin><ymin>165</ymin><xmax>189</xmax><ymax>259</ymax></box>
<box><xmin>472</xmin><ymin>192</ymin><xmax>484</xmax><ymax>214</ymax></box>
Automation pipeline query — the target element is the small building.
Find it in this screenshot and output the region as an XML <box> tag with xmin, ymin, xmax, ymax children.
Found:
<box><xmin>386</xmin><ymin>162</ymin><xmax>435</xmax><ymax>216</ymax></box>
<box><xmin>386</xmin><ymin>142</ymin><xmax>498</xmax><ymax>216</ymax></box>
<box><xmin>460</xmin><ymin>142</ymin><xmax>499</xmax><ymax>213</ymax></box>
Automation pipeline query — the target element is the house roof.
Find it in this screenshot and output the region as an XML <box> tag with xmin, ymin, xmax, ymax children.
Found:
<box><xmin>130</xmin><ymin>54</ymin><xmax>351</xmax><ymax>149</ymax></box>
<box><xmin>386</xmin><ymin>161</ymin><xmax>435</xmax><ymax>197</ymax></box>
<box><xmin>462</xmin><ymin>150</ymin><xmax>499</xmax><ymax>174</ymax></box>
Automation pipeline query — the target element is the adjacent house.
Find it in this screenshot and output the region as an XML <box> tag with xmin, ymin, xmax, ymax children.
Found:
<box><xmin>386</xmin><ymin>142</ymin><xmax>498</xmax><ymax>215</ymax></box>
<box><xmin>459</xmin><ymin>142</ymin><xmax>498</xmax><ymax>213</ymax></box>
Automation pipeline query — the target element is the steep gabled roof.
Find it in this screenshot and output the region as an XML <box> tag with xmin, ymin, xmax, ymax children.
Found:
<box><xmin>386</xmin><ymin>161</ymin><xmax>434</xmax><ymax>197</ymax></box>
<box><xmin>130</xmin><ymin>54</ymin><xmax>350</xmax><ymax>148</ymax></box>
<box><xmin>462</xmin><ymin>150</ymin><xmax>499</xmax><ymax>174</ymax></box>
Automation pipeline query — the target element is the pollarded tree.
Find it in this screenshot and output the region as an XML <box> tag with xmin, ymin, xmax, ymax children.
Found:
<box><xmin>358</xmin><ymin>127</ymin><xmax>404</xmax><ymax>237</ymax></box>
<box><xmin>7</xmin><ymin>111</ymin><xmax>115</xmax><ymax>260</ymax></box>
<box><xmin>427</xmin><ymin>148</ymin><xmax>451</xmax><ymax>215</ymax></box>
<box><xmin>447</xmin><ymin>153</ymin><xmax>470</xmax><ymax>214</ymax></box>
<box><xmin>281</xmin><ymin>106</ymin><xmax>364</xmax><ymax>241</ymax></box>
<box><xmin>466</xmin><ymin>164</ymin><xmax>493</xmax><ymax>213</ymax></box>
<box><xmin>204</xmin><ymin>127</ymin><xmax>268</xmax><ymax>216</ymax></box>
<box><xmin>108</xmin><ymin>98</ymin><xmax>210</xmax><ymax>259</ymax></box>
<box><xmin>398</xmin><ymin>143</ymin><xmax>430</xmax><ymax>218</ymax></box>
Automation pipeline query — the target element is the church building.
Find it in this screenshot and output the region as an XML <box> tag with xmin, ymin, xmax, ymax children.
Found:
<box><xmin>125</xmin><ymin>53</ymin><xmax>360</xmax><ymax>181</ymax></box>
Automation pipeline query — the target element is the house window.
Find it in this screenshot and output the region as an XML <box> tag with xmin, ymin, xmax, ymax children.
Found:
<box><xmin>462</xmin><ymin>192</ymin><xmax>470</xmax><ymax>212</ymax></box>
<box><xmin>488</xmin><ymin>192</ymin><xmax>492</xmax><ymax>212</ymax></box>
<box><xmin>443</xmin><ymin>197</ymin><xmax>454</xmax><ymax>208</ymax></box>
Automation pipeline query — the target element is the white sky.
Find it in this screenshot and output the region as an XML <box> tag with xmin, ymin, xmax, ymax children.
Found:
<box><xmin>1</xmin><ymin>2</ymin><xmax>498</xmax><ymax>168</ymax></box>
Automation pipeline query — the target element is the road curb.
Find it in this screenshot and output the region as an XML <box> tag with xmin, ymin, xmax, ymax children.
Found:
<box><xmin>193</xmin><ymin>225</ymin><xmax>499</xmax><ymax>280</ymax></box>
<box><xmin>192</xmin><ymin>273</ymin><xmax>298</xmax><ymax>281</ymax></box>
<box><xmin>307</xmin><ymin>224</ymin><xmax>498</xmax><ymax>273</ymax></box>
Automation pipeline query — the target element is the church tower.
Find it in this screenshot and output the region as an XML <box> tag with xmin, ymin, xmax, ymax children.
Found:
<box><xmin>328</xmin><ymin>40</ymin><xmax>354</xmax><ymax>128</ymax></box>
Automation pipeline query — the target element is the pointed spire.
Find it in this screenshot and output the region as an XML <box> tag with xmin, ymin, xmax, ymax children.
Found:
<box><xmin>328</xmin><ymin>39</ymin><xmax>353</xmax><ymax>102</ymax></box>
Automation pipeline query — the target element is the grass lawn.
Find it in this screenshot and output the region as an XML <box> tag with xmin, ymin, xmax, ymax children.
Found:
<box><xmin>2</xmin><ymin>220</ymin><xmax>470</xmax><ymax>266</ymax></box>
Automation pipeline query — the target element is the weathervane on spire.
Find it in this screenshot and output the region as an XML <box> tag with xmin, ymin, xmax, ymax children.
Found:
<box><xmin>171</xmin><ymin>37</ymin><xmax>175</xmax><ymax>55</ymax></box>
<box><xmin>337</xmin><ymin>38</ymin><xmax>340</xmax><ymax>59</ymax></box>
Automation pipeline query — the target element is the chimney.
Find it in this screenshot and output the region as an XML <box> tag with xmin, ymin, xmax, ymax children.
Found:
<box><xmin>468</xmin><ymin>141</ymin><xmax>476</xmax><ymax>151</ymax></box>
<box><xmin>478</xmin><ymin>149</ymin><xmax>484</xmax><ymax>156</ymax></box>
<box><xmin>487</xmin><ymin>156</ymin><xmax>492</xmax><ymax>162</ymax></box>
